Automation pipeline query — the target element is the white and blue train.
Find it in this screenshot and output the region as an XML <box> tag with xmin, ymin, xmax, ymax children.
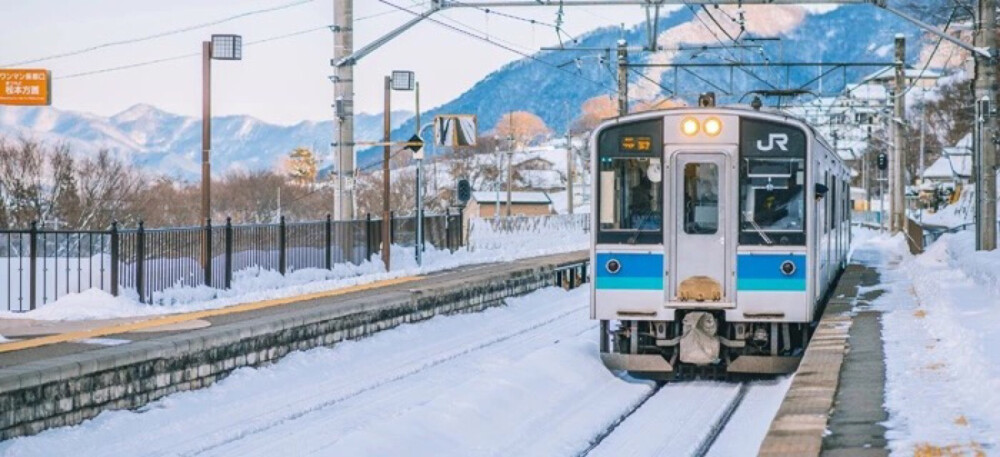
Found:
<box><xmin>590</xmin><ymin>99</ymin><xmax>850</xmax><ymax>377</ymax></box>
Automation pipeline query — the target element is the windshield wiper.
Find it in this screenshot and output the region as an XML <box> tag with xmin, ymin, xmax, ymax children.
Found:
<box><xmin>627</xmin><ymin>211</ymin><xmax>654</xmax><ymax>245</ymax></box>
<box><xmin>743</xmin><ymin>212</ymin><xmax>774</xmax><ymax>245</ymax></box>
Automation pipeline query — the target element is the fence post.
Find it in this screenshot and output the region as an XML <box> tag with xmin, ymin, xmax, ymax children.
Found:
<box><xmin>28</xmin><ymin>221</ymin><xmax>38</xmax><ymax>311</ymax></box>
<box><xmin>136</xmin><ymin>221</ymin><xmax>145</xmax><ymax>303</ymax></box>
<box><xmin>389</xmin><ymin>211</ymin><xmax>395</xmax><ymax>246</ymax></box>
<box><xmin>365</xmin><ymin>213</ymin><xmax>373</xmax><ymax>261</ymax></box>
<box><xmin>279</xmin><ymin>215</ymin><xmax>287</xmax><ymax>275</ymax></box>
<box><xmin>445</xmin><ymin>208</ymin><xmax>452</xmax><ymax>252</ymax></box>
<box><xmin>110</xmin><ymin>221</ymin><xmax>119</xmax><ymax>297</ymax></box>
<box><xmin>325</xmin><ymin>214</ymin><xmax>332</xmax><ymax>270</ymax></box>
<box><xmin>204</xmin><ymin>218</ymin><xmax>212</xmax><ymax>287</ymax></box>
<box><xmin>225</xmin><ymin>217</ymin><xmax>233</xmax><ymax>289</ymax></box>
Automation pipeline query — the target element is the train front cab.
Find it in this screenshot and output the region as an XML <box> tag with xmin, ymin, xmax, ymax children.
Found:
<box><xmin>591</xmin><ymin>109</ymin><xmax>847</xmax><ymax>378</ymax></box>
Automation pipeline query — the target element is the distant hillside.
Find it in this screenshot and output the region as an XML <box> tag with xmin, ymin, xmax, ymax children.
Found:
<box><xmin>0</xmin><ymin>104</ymin><xmax>411</xmax><ymax>180</ymax></box>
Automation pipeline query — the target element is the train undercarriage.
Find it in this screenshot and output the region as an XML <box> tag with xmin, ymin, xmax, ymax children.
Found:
<box><xmin>599</xmin><ymin>310</ymin><xmax>810</xmax><ymax>380</ymax></box>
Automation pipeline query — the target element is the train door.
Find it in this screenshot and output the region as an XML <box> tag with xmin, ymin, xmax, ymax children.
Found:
<box><xmin>668</xmin><ymin>152</ymin><xmax>733</xmax><ymax>306</ymax></box>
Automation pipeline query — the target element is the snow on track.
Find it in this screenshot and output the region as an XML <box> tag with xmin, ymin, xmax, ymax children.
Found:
<box><xmin>586</xmin><ymin>382</ymin><xmax>743</xmax><ymax>457</ymax></box>
<box><xmin>0</xmin><ymin>287</ymin><xmax>653</xmax><ymax>457</ymax></box>
<box><xmin>705</xmin><ymin>377</ymin><xmax>793</xmax><ymax>457</ymax></box>
<box><xmin>1</xmin><ymin>285</ymin><xmax>791</xmax><ymax>457</ymax></box>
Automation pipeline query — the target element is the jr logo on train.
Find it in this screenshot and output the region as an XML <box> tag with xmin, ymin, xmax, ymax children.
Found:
<box><xmin>590</xmin><ymin>97</ymin><xmax>850</xmax><ymax>379</ymax></box>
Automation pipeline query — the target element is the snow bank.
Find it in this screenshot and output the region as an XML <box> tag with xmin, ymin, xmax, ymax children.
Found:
<box><xmin>467</xmin><ymin>214</ymin><xmax>589</xmax><ymax>252</ymax></box>
<box><xmin>855</xmin><ymin>230</ymin><xmax>1000</xmax><ymax>454</ymax></box>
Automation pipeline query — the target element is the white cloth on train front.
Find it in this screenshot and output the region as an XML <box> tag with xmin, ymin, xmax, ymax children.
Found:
<box><xmin>679</xmin><ymin>311</ymin><xmax>721</xmax><ymax>365</ymax></box>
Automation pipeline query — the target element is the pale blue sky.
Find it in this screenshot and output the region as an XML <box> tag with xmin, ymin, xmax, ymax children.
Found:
<box><xmin>0</xmin><ymin>0</ymin><xmax>658</xmax><ymax>124</ymax></box>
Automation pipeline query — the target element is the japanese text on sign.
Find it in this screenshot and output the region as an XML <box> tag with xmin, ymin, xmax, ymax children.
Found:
<box><xmin>0</xmin><ymin>69</ymin><xmax>51</xmax><ymax>106</ymax></box>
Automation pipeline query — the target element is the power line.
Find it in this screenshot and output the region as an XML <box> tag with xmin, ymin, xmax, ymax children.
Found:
<box><xmin>3</xmin><ymin>0</ymin><xmax>316</xmax><ymax>67</ymax></box>
<box><xmin>55</xmin><ymin>25</ymin><xmax>331</xmax><ymax>80</ymax></box>
<box><xmin>378</xmin><ymin>0</ymin><xmax>615</xmax><ymax>92</ymax></box>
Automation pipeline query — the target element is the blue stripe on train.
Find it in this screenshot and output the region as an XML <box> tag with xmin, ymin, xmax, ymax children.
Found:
<box><xmin>736</xmin><ymin>253</ymin><xmax>806</xmax><ymax>291</ymax></box>
<box><xmin>595</xmin><ymin>252</ymin><xmax>663</xmax><ymax>290</ymax></box>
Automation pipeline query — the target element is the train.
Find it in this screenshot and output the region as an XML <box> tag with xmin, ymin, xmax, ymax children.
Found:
<box><xmin>589</xmin><ymin>96</ymin><xmax>850</xmax><ymax>378</ymax></box>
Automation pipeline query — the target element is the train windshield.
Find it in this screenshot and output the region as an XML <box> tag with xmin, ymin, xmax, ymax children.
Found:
<box><xmin>596</xmin><ymin>118</ymin><xmax>664</xmax><ymax>244</ymax></box>
<box><xmin>739</xmin><ymin>119</ymin><xmax>807</xmax><ymax>245</ymax></box>
<box><xmin>600</xmin><ymin>158</ymin><xmax>663</xmax><ymax>232</ymax></box>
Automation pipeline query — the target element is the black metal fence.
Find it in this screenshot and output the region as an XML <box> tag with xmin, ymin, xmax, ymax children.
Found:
<box><xmin>1</xmin><ymin>212</ymin><xmax>463</xmax><ymax>311</ymax></box>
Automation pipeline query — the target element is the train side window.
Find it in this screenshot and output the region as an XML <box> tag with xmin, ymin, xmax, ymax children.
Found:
<box><xmin>830</xmin><ymin>173</ymin><xmax>837</xmax><ymax>231</ymax></box>
<box><xmin>683</xmin><ymin>163</ymin><xmax>719</xmax><ymax>234</ymax></box>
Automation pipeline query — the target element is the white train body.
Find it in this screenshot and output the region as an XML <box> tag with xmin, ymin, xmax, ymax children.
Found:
<box><xmin>590</xmin><ymin>107</ymin><xmax>849</xmax><ymax>376</ymax></box>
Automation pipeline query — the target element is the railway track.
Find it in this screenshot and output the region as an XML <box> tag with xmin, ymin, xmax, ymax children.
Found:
<box><xmin>582</xmin><ymin>381</ymin><xmax>751</xmax><ymax>457</ymax></box>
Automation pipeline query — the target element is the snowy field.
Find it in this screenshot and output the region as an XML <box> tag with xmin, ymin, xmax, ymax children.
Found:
<box><xmin>0</xmin><ymin>217</ymin><xmax>588</xmax><ymax>323</ymax></box>
<box><xmin>853</xmin><ymin>229</ymin><xmax>999</xmax><ymax>455</ymax></box>
<box><xmin>0</xmin><ymin>287</ymin><xmax>789</xmax><ymax>457</ymax></box>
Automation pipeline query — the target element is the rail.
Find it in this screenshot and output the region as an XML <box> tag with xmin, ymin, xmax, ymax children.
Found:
<box><xmin>1</xmin><ymin>212</ymin><xmax>463</xmax><ymax>311</ymax></box>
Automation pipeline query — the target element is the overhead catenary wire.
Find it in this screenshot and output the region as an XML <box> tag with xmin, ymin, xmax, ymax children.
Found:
<box><xmin>378</xmin><ymin>0</ymin><xmax>616</xmax><ymax>92</ymax></box>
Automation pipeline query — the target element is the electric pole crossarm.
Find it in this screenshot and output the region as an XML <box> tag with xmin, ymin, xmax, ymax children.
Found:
<box><xmin>332</xmin><ymin>5</ymin><xmax>440</xmax><ymax>67</ymax></box>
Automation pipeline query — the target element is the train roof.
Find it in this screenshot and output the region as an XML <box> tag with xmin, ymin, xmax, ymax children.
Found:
<box><xmin>597</xmin><ymin>105</ymin><xmax>837</xmax><ymax>154</ymax></box>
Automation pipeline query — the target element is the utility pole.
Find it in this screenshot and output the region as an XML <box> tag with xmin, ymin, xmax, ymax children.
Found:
<box><xmin>382</xmin><ymin>76</ymin><xmax>392</xmax><ymax>270</ymax></box>
<box><xmin>506</xmin><ymin>147</ymin><xmax>514</xmax><ymax>217</ymax></box>
<box><xmin>333</xmin><ymin>0</ymin><xmax>355</xmax><ymax>221</ymax></box>
<box><xmin>567</xmin><ymin>131</ymin><xmax>575</xmax><ymax>214</ymax></box>
<box><xmin>201</xmin><ymin>40</ymin><xmax>212</xmax><ymax>224</ymax></box>
<box><xmin>891</xmin><ymin>34</ymin><xmax>906</xmax><ymax>234</ymax></box>
<box><xmin>617</xmin><ymin>39</ymin><xmax>628</xmax><ymax>116</ymax></box>
<box><xmin>415</xmin><ymin>81</ymin><xmax>423</xmax><ymax>266</ymax></box>
<box><xmin>975</xmin><ymin>0</ymin><xmax>997</xmax><ymax>250</ymax></box>
<box><xmin>506</xmin><ymin>114</ymin><xmax>514</xmax><ymax>218</ymax></box>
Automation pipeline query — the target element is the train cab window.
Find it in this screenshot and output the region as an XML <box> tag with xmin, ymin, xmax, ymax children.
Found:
<box><xmin>683</xmin><ymin>163</ymin><xmax>719</xmax><ymax>234</ymax></box>
<box><xmin>738</xmin><ymin>119</ymin><xmax>808</xmax><ymax>246</ymax></box>
<box><xmin>599</xmin><ymin>158</ymin><xmax>663</xmax><ymax>232</ymax></box>
<box><xmin>596</xmin><ymin>118</ymin><xmax>664</xmax><ymax>244</ymax></box>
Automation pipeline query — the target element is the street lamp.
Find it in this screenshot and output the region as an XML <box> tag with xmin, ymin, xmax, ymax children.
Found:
<box><xmin>381</xmin><ymin>70</ymin><xmax>417</xmax><ymax>271</ymax></box>
<box><xmin>201</xmin><ymin>34</ymin><xmax>242</xmax><ymax>224</ymax></box>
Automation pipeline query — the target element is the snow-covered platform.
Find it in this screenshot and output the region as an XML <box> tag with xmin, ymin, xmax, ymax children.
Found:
<box><xmin>0</xmin><ymin>251</ymin><xmax>587</xmax><ymax>440</ymax></box>
<box><xmin>759</xmin><ymin>261</ymin><xmax>888</xmax><ymax>457</ymax></box>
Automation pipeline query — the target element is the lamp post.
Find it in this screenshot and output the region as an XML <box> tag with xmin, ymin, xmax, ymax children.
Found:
<box><xmin>381</xmin><ymin>70</ymin><xmax>416</xmax><ymax>271</ymax></box>
<box><xmin>201</xmin><ymin>34</ymin><xmax>242</xmax><ymax>224</ymax></box>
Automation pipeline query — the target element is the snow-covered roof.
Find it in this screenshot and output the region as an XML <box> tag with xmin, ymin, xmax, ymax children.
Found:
<box><xmin>923</xmin><ymin>154</ymin><xmax>972</xmax><ymax>180</ymax></box>
<box><xmin>471</xmin><ymin>191</ymin><xmax>552</xmax><ymax>204</ymax></box>
<box><xmin>518</xmin><ymin>169</ymin><xmax>564</xmax><ymax>189</ymax></box>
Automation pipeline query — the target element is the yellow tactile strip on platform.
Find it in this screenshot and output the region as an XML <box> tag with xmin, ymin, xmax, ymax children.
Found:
<box><xmin>0</xmin><ymin>276</ymin><xmax>420</xmax><ymax>354</ymax></box>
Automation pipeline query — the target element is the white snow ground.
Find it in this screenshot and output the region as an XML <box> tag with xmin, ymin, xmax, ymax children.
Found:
<box><xmin>0</xmin><ymin>287</ymin><xmax>788</xmax><ymax>457</ymax></box>
<box><xmin>853</xmin><ymin>229</ymin><xmax>999</xmax><ymax>455</ymax></box>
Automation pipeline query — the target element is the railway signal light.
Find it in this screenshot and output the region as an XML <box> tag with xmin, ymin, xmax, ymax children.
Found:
<box><xmin>457</xmin><ymin>179</ymin><xmax>471</xmax><ymax>203</ymax></box>
<box><xmin>877</xmin><ymin>152</ymin><xmax>888</xmax><ymax>170</ymax></box>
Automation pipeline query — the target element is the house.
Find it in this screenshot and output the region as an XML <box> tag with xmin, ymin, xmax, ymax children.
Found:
<box><xmin>922</xmin><ymin>133</ymin><xmax>972</xmax><ymax>185</ymax></box>
<box><xmin>466</xmin><ymin>191</ymin><xmax>553</xmax><ymax>218</ymax></box>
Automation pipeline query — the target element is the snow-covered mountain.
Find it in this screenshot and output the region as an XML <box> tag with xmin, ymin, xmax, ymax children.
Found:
<box><xmin>0</xmin><ymin>104</ymin><xmax>411</xmax><ymax>180</ymax></box>
<box><xmin>1</xmin><ymin>2</ymin><xmax>947</xmax><ymax>177</ymax></box>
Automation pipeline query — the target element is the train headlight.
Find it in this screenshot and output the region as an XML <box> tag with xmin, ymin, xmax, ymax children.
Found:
<box><xmin>681</xmin><ymin>117</ymin><xmax>700</xmax><ymax>136</ymax></box>
<box><xmin>780</xmin><ymin>260</ymin><xmax>796</xmax><ymax>276</ymax></box>
<box><xmin>703</xmin><ymin>117</ymin><xmax>722</xmax><ymax>136</ymax></box>
<box><xmin>605</xmin><ymin>259</ymin><xmax>621</xmax><ymax>274</ymax></box>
